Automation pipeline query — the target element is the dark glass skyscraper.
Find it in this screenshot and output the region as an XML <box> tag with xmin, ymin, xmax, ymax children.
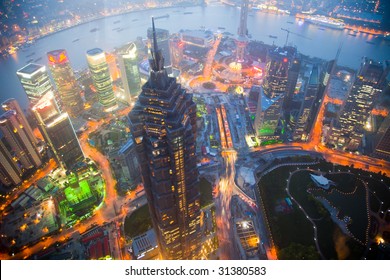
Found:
<box><xmin>47</xmin><ymin>49</ymin><xmax>84</xmax><ymax>117</ymax></box>
<box><xmin>129</xmin><ymin>19</ymin><xmax>201</xmax><ymax>260</ymax></box>
<box><xmin>32</xmin><ymin>92</ymin><xmax>84</xmax><ymax>169</ymax></box>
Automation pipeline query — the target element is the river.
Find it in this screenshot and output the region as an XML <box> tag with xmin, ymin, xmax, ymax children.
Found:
<box><xmin>0</xmin><ymin>3</ymin><xmax>389</xmax><ymax>109</ymax></box>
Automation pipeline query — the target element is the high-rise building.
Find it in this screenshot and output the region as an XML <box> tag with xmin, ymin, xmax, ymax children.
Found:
<box><xmin>254</xmin><ymin>87</ymin><xmax>284</xmax><ymax>141</ymax></box>
<box><xmin>373</xmin><ymin>114</ymin><xmax>390</xmax><ymax>161</ymax></box>
<box><xmin>147</xmin><ymin>27</ymin><xmax>172</xmax><ymax>75</ymax></box>
<box><xmin>105</xmin><ymin>52</ymin><xmax>121</xmax><ymax>81</ymax></box>
<box><xmin>116</xmin><ymin>138</ymin><xmax>141</xmax><ymax>190</ymax></box>
<box><xmin>170</xmin><ymin>35</ymin><xmax>184</xmax><ymax>69</ymax></box>
<box><xmin>2</xmin><ymin>98</ymin><xmax>39</xmax><ymax>145</ymax></box>
<box><xmin>263</xmin><ymin>48</ymin><xmax>289</xmax><ymax>99</ymax></box>
<box><xmin>285</xmin><ymin>58</ymin><xmax>301</xmax><ymax>109</ymax></box>
<box><xmin>32</xmin><ymin>92</ymin><xmax>84</xmax><ymax>169</ymax></box>
<box><xmin>47</xmin><ymin>49</ymin><xmax>84</xmax><ymax>117</ymax></box>
<box><xmin>16</xmin><ymin>63</ymin><xmax>56</xmax><ymax>106</ymax></box>
<box><xmin>118</xmin><ymin>43</ymin><xmax>141</xmax><ymax>104</ymax></box>
<box><xmin>293</xmin><ymin>64</ymin><xmax>320</xmax><ymax>141</ymax></box>
<box><xmin>129</xmin><ymin>19</ymin><xmax>201</xmax><ymax>260</ymax></box>
<box><xmin>327</xmin><ymin>58</ymin><xmax>385</xmax><ymax>151</ymax></box>
<box><xmin>0</xmin><ymin>140</ymin><xmax>22</xmax><ymax>186</ymax></box>
<box><xmin>86</xmin><ymin>48</ymin><xmax>118</xmax><ymax>112</ymax></box>
<box><xmin>0</xmin><ymin>110</ymin><xmax>42</xmax><ymax>170</ymax></box>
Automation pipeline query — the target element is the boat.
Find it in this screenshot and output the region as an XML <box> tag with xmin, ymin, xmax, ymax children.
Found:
<box><xmin>112</xmin><ymin>27</ymin><xmax>120</xmax><ymax>31</ymax></box>
<box><xmin>183</xmin><ymin>12</ymin><xmax>193</xmax><ymax>15</ymax></box>
<box><xmin>155</xmin><ymin>14</ymin><xmax>170</xmax><ymax>19</ymax></box>
<box><xmin>269</xmin><ymin>35</ymin><xmax>278</xmax><ymax>39</ymax></box>
<box><xmin>305</xmin><ymin>15</ymin><xmax>345</xmax><ymax>30</ymax></box>
<box><xmin>366</xmin><ymin>41</ymin><xmax>376</xmax><ymax>45</ymax></box>
<box><xmin>218</xmin><ymin>27</ymin><xmax>226</xmax><ymax>30</ymax></box>
<box><xmin>90</xmin><ymin>28</ymin><xmax>98</xmax><ymax>32</ymax></box>
<box><xmin>113</xmin><ymin>20</ymin><xmax>120</xmax><ymax>24</ymax></box>
<box><xmin>348</xmin><ymin>33</ymin><xmax>356</xmax><ymax>37</ymax></box>
<box><xmin>34</xmin><ymin>57</ymin><xmax>42</xmax><ymax>62</ymax></box>
<box><xmin>72</xmin><ymin>38</ymin><xmax>80</xmax><ymax>42</ymax></box>
<box><xmin>26</xmin><ymin>52</ymin><xmax>35</xmax><ymax>58</ymax></box>
<box><xmin>132</xmin><ymin>19</ymin><xmax>138</xmax><ymax>22</ymax></box>
<box><xmin>27</xmin><ymin>58</ymin><xmax>34</xmax><ymax>63</ymax></box>
<box><xmin>318</xmin><ymin>27</ymin><xmax>326</xmax><ymax>30</ymax></box>
<box><xmin>287</xmin><ymin>21</ymin><xmax>294</xmax><ymax>24</ymax></box>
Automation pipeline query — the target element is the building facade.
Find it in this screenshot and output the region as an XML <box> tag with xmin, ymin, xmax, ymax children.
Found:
<box><xmin>2</xmin><ymin>98</ymin><xmax>39</xmax><ymax>145</ymax></box>
<box><xmin>47</xmin><ymin>49</ymin><xmax>84</xmax><ymax>117</ymax></box>
<box><xmin>86</xmin><ymin>48</ymin><xmax>117</xmax><ymax>112</ymax></box>
<box><xmin>0</xmin><ymin>140</ymin><xmax>22</xmax><ymax>186</ymax></box>
<box><xmin>0</xmin><ymin>110</ymin><xmax>42</xmax><ymax>170</ymax></box>
<box><xmin>129</xmin><ymin>19</ymin><xmax>201</xmax><ymax>260</ymax></box>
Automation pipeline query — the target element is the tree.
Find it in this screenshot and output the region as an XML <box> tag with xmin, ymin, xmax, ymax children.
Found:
<box><xmin>278</xmin><ymin>243</ymin><xmax>320</xmax><ymax>260</ymax></box>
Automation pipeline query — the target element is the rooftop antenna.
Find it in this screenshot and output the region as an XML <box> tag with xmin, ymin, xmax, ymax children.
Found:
<box><xmin>152</xmin><ymin>17</ymin><xmax>159</xmax><ymax>55</ymax></box>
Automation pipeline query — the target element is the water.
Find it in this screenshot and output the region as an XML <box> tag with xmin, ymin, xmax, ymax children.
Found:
<box><xmin>0</xmin><ymin>3</ymin><xmax>389</xmax><ymax>109</ymax></box>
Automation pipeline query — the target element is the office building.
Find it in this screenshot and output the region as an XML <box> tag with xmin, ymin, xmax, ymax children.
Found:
<box><xmin>32</xmin><ymin>92</ymin><xmax>84</xmax><ymax>169</ymax></box>
<box><xmin>47</xmin><ymin>49</ymin><xmax>84</xmax><ymax>117</ymax></box>
<box><xmin>263</xmin><ymin>48</ymin><xmax>289</xmax><ymax>99</ymax></box>
<box><xmin>0</xmin><ymin>110</ymin><xmax>42</xmax><ymax>170</ymax></box>
<box><xmin>2</xmin><ymin>98</ymin><xmax>39</xmax><ymax>145</ymax></box>
<box><xmin>86</xmin><ymin>48</ymin><xmax>118</xmax><ymax>112</ymax></box>
<box><xmin>147</xmin><ymin>27</ymin><xmax>172</xmax><ymax>75</ymax></box>
<box><xmin>0</xmin><ymin>140</ymin><xmax>22</xmax><ymax>186</ymax></box>
<box><xmin>373</xmin><ymin>114</ymin><xmax>390</xmax><ymax>161</ymax></box>
<box><xmin>327</xmin><ymin>58</ymin><xmax>385</xmax><ymax>151</ymax></box>
<box><xmin>254</xmin><ymin>87</ymin><xmax>284</xmax><ymax>141</ymax></box>
<box><xmin>118</xmin><ymin>43</ymin><xmax>141</xmax><ymax>103</ymax></box>
<box><xmin>16</xmin><ymin>63</ymin><xmax>56</xmax><ymax>106</ymax></box>
<box><xmin>116</xmin><ymin>138</ymin><xmax>141</xmax><ymax>190</ymax></box>
<box><xmin>293</xmin><ymin>64</ymin><xmax>320</xmax><ymax>141</ymax></box>
<box><xmin>129</xmin><ymin>19</ymin><xmax>201</xmax><ymax>260</ymax></box>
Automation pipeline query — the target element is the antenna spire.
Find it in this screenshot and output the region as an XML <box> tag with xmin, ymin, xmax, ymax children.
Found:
<box><xmin>152</xmin><ymin>17</ymin><xmax>159</xmax><ymax>55</ymax></box>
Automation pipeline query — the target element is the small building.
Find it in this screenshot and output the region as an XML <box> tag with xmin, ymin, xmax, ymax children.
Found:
<box><xmin>132</xmin><ymin>229</ymin><xmax>159</xmax><ymax>260</ymax></box>
<box><xmin>310</xmin><ymin>174</ymin><xmax>330</xmax><ymax>190</ymax></box>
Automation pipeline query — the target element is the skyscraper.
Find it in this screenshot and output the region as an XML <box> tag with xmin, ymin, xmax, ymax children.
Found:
<box><xmin>327</xmin><ymin>58</ymin><xmax>385</xmax><ymax>151</ymax></box>
<box><xmin>32</xmin><ymin>92</ymin><xmax>84</xmax><ymax>169</ymax></box>
<box><xmin>0</xmin><ymin>110</ymin><xmax>42</xmax><ymax>170</ymax></box>
<box><xmin>0</xmin><ymin>140</ymin><xmax>22</xmax><ymax>186</ymax></box>
<box><xmin>118</xmin><ymin>42</ymin><xmax>141</xmax><ymax>104</ymax></box>
<box><xmin>2</xmin><ymin>98</ymin><xmax>39</xmax><ymax>145</ymax></box>
<box><xmin>263</xmin><ymin>48</ymin><xmax>289</xmax><ymax>99</ymax></box>
<box><xmin>47</xmin><ymin>49</ymin><xmax>84</xmax><ymax>117</ymax></box>
<box><xmin>16</xmin><ymin>63</ymin><xmax>56</xmax><ymax>106</ymax></box>
<box><xmin>129</xmin><ymin>19</ymin><xmax>201</xmax><ymax>260</ymax></box>
<box><xmin>147</xmin><ymin>27</ymin><xmax>172</xmax><ymax>75</ymax></box>
<box><xmin>373</xmin><ymin>114</ymin><xmax>390</xmax><ymax>161</ymax></box>
<box><xmin>86</xmin><ymin>48</ymin><xmax>118</xmax><ymax>112</ymax></box>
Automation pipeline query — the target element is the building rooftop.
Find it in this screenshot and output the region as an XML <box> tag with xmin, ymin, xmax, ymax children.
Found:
<box><xmin>132</xmin><ymin>229</ymin><xmax>158</xmax><ymax>259</ymax></box>
<box><xmin>86</xmin><ymin>48</ymin><xmax>104</xmax><ymax>56</ymax></box>
<box><xmin>16</xmin><ymin>63</ymin><xmax>44</xmax><ymax>75</ymax></box>
<box><xmin>310</xmin><ymin>173</ymin><xmax>330</xmax><ymax>189</ymax></box>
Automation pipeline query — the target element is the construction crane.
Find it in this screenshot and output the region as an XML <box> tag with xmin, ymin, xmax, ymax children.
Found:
<box><xmin>281</xmin><ymin>28</ymin><xmax>311</xmax><ymax>46</ymax></box>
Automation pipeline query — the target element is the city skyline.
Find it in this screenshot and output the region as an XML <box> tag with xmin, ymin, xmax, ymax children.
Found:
<box><xmin>0</xmin><ymin>0</ymin><xmax>389</xmax><ymax>261</ymax></box>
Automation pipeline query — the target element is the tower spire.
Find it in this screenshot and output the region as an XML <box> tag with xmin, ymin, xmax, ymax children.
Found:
<box><xmin>152</xmin><ymin>17</ymin><xmax>159</xmax><ymax>56</ymax></box>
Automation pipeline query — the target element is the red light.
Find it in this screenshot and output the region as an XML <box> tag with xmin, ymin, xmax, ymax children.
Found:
<box><xmin>48</xmin><ymin>55</ymin><xmax>56</xmax><ymax>64</ymax></box>
<box><xmin>58</xmin><ymin>52</ymin><xmax>67</xmax><ymax>63</ymax></box>
<box><xmin>283</xmin><ymin>58</ymin><xmax>288</xmax><ymax>63</ymax></box>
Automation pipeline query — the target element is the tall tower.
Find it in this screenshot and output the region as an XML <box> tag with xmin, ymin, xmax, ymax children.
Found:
<box><xmin>47</xmin><ymin>49</ymin><xmax>84</xmax><ymax>117</ymax></box>
<box><xmin>86</xmin><ymin>48</ymin><xmax>118</xmax><ymax>112</ymax></box>
<box><xmin>32</xmin><ymin>92</ymin><xmax>84</xmax><ymax>169</ymax></box>
<box><xmin>2</xmin><ymin>98</ymin><xmax>39</xmax><ymax>145</ymax></box>
<box><xmin>0</xmin><ymin>140</ymin><xmax>22</xmax><ymax>186</ymax></box>
<box><xmin>0</xmin><ymin>110</ymin><xmax>42</xmax><ymax>170</ymax></box>
<box><xmin>16</xmin><ymin>63</ymin><xmax>56</xmax><ymax>106</ymax></box>
<box><xmin>129</xmin><ymin>19</ymin><xmax>201</xmax><ymax>260</ymax></box>
<box><xmin>147</xmin><ymin>27</ymin><xmax>172</xmax><ymax>75</ymax></box>
<box><xmin>118</xmin><ymin>42</ymin><xmax>141</xmax><ymax>104</ymax></box>
<box><xmin>235</xmin><ymin>0</ymin><xmax>249</xmax><ymax>62</ymax></box>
